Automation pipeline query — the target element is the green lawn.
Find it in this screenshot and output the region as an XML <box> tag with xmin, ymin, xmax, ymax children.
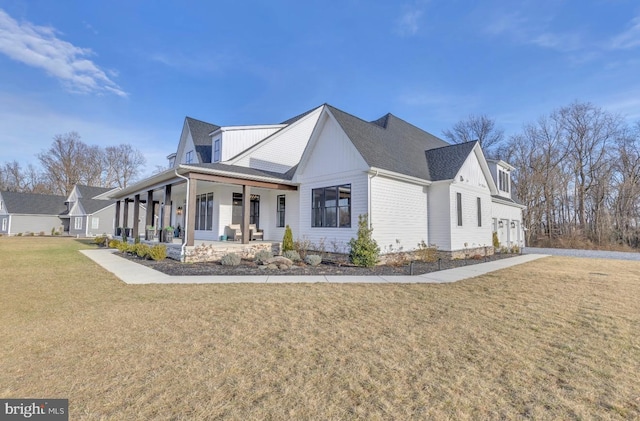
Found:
<box><xmin>1</xmin><ymin>237</ymin><xmax>639</xmax><ymax>420</ymax></box>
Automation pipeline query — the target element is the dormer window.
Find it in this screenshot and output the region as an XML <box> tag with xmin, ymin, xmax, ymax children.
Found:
<box><xmin>498</xmin><ymin>169</ymin><xmax>510</xmax><ymax>193</ymax></box>
<box><xmin>213</xmin><ymin>139</ymin><xmax>221</xmax><ymax>162</ymax></box>
<box><xmin>168</xmin><ymin>154</ymin><xmax>176</xmax><ymax>167</ymax></box>
<box><xmin>185</xmin><ymin>150</ymin><xmax>194</xmax><ymax>164</ymax></box>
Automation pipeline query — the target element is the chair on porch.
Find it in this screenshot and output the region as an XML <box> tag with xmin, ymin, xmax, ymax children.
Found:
<box><xmin>249</xmin><ymin>224</ymin><xmax>263</xmax><ymax>241</ymax></box>
<box><xmin>225</xmin><ymin>224</ymin><xmax>242</xmax><ymax>241</ymax></box>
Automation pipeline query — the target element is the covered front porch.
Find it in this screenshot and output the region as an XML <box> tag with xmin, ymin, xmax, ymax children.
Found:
<box><xmin>109</xmin><ymin>165</ymin><xmax>298</xmax><ymax>260</ymax></box>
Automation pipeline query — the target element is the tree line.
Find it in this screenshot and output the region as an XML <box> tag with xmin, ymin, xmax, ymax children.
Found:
<box><xmin>0</xmin><ymin>132</ymin><xmax>146</xmax><ymax>197</ymax></box>
<box><xmin>446</xmin><ymin>101</ymin><xmax>640</xmax><ymax>249</ymax></box>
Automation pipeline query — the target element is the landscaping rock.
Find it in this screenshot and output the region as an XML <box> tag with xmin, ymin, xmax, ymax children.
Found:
<box><xmin>265</xmin><ymin>256</ymin><xmax>293</xmax><ymax>266</ymax></box>
<box><xmin>266</xmin><ymin>263</ymin><xmax>279</xmax><ymax>270</ymax></box>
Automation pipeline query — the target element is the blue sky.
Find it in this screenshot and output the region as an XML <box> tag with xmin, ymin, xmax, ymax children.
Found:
<box><xmin>1</xmin><ymin>0</ymin><xmax>639</xmax><ymax>175</ymax></box>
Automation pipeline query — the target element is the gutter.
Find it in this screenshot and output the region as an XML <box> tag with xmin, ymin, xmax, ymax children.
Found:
<box><xmin>175</xmin><ymin>169</ymin><xmax>190</xmax><ymax>262</ymax></box>
<box><xmin>368</xmin><ymin>170</ymin><xmax>378</xmax><ymax>229</ymax></box>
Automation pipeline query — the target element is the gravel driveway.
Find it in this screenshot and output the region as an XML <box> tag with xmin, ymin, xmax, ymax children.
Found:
<box><xmin>523</xmin><ymin>247</ymin><xmax>640</xmax><ymax>261</ymax></box>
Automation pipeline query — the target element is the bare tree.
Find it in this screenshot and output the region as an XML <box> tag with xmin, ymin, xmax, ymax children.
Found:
<box><xmin>443</xmin><ymin>114</ymin><xmax>504</xmax><ymax>154</ymax></box>
<box><xmin>103</xmin><ymin>144</ymin><xmax>146</xmax><ymax>188</ymax></box>
<box><xmin>37</xmin><ymin>132</ymin><xmax>106</xmax><ymax>196</ymax></box>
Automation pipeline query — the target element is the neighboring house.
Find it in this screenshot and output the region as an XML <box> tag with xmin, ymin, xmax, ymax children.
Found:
<box><xmin>0</xmin><ymin>191</ymin><xmax>67</xmax><ymax>235</ymax></box>
<box><xmin>0</xmin><ymin>184</ymin><xmax>146</xmax><ymax>237</ymax></box>
<box><xmin>109</xmin><ymin>104</ymin><xmax>525</xmax><ymax>257</ymax></box>
<box><xmin>62</xmin><ymin>185</ymin><xmax>144</xmax><ymax>237</ymax></box>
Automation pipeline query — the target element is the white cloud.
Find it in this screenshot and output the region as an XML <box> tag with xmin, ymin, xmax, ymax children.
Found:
<box><xmin>0</xmin><ymin>9</ymin><xmax>126</xmax><ymax>96</ymax></box>
<box><xmin>610</xmin><ymin>16</ymin><xmax>640</xmax><ymax>49</ymax></box>
<box><xmin>395</xmin><ymin>3</ymin><xmax>426</xmax><ymax>37</ymax></box>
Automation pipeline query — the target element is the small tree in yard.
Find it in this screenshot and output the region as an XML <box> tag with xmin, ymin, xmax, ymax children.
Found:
<box><xmin>348</xmin><ymin>214</ymin><xmax>380</xmax><ymax>267</ymax></box>
<box><xmin>282</xmin><ymin>225</ymin><xmax>294</xmax><ymax>252</ymax></box>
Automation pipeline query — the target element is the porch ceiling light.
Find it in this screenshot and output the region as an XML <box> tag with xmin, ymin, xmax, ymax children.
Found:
<box><xmin>511</xmin><ymin>221</ymin><xmax>516</xmax><ymax>228</ymax></box>
<box><xmin>498</xmin><ymin>220</ymin><xmax>504</xmax><ymax>228</ymax></box>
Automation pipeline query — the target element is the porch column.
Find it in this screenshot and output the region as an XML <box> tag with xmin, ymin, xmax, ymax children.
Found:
<box><xmin>186</xmin><ymin>177</ymin><xmax>196</xmax><ymax>246</ymax></box>
<box><xmin>242</xmin><ymin>184</ymin><xmax>250</xmax><ymax>244</ymax></box>
<box><xmin>114</xmin><ymin>200</ymin><xmax>121</xmax><ymax>236</ymax></box>
<box><xmin>162</xmin><ymin>185</ymin><xmax>172</xmax><ymax>242</ymax></box>
<box><xmin>122</xmin><ymin>199</ymin><xmax>130</xmax><ymax>236</ymax></box>
<box><xmin>145</xmin><ymin>190</ymin><xmax>154</xmax><ymax>240</ymax></box>
<box><xmin>133</xmin><ymin>194</ymin><xmax>140</xmax><ymax>239</ymax></box>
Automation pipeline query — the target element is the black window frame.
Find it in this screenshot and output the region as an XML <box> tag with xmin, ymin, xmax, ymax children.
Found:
<box><xmin>477</xmin><ymin>197</ymin><xmax>482</xmax><ymax>227</ymax></box>
<box><xmin>311</xmin><ymin>184</ymin><xmax>351</xmax><ymax>228</ymax></box>
<box><xmin>185</xmin><ymin>150</ymin><xmax>194</xmax><ymax>164</ymax></box>
<box><xmin>456</xmin><ymin>192</ymin><xmax>463</xmax><ymax>226</ymax></box>
<box><xmin>195</xmin><ymin>192</ymin><xmax>214</xmax><ymax>230</ymax></box>
<box><xmin>213</xmin><ymin>139</ymin><xmax>221</xmax><ymax>162</ymax></box>
<box><xmin>276</xmin><ymin>195</ymin><xmax>286</xmax><ymax>228</ymax></box>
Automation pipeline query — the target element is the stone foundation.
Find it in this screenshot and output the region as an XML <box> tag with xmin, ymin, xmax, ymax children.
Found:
<box><xmin>164</xmin><ymin>242</ymin><xmax>281</xmax><ymax>263</ymax></box>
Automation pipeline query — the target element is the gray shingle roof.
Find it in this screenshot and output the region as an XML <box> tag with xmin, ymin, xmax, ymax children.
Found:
<box><xmin>326</xmin><ymin>105</ymin><xmax>450</xmax><ymax>180</ymax></box>
<box><xmin>0</xmin><ymin>191</ymin><xmax>67</xmax><ymax>215</ymax></box>
<box><xmin>76</xmin><ymin>185</ymin><xmax>114</xmax><ymax>199</ymax></box>
<box><xmin>81</xmin><ymin>198</ymin><xmax>115</xmax><ymax>214</ymax></box>
<box><xmin>425</xmin><ymin>141</ymin><xmax>478</xmax><ymax>181</ymax></box>
<box><xmin>186</xmin><ymin>117</ymin><xmax>220</xmax><ymax>163</ymax></box>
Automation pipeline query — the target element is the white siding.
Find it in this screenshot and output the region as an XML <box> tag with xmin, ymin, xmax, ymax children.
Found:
<box><xmin>221</xmin><ymin>127</ymin><xmax>283</xmax><ymax>161</ymax></box>
<box><xmin>427</xmin><ymin>182</ymin><xmax>452</xmax><ymax>250</ymax></box>
<box><xmin>179</xmin><ymin>132</ymin><xmax>198</xmax><ymax>164</ymax></box>
<box><xmin>298</xmin><ymin>171</ymin><xmax>368</xmax><ymax>251</ymax></box>
<box><xmin>370</xmin><ymin>175</ymin><xmax>429</xmax><ymax>253</ymax></box>
<box><xmin>491</xmin><ymin>200</ymin><xmax>524</xmax><ymax>247</ymax></box>
<box><xmin>295</xmin><ymin>112</ymin><xmax>369</xmax><ymax>250</ymax></box>
<box><xmin>449</xmin><ymin>152</ymin><xmax>493</xmax><ymax>251</ymax></box>
<box><xmin>261</xmin><ymin>190</ymin><xmax>300</xmax><ymax>242</ymax></box>
<box><xmin>232</xmin><ymin>107</ymin><xmax>322</xmax><ymax>173</ymax></box>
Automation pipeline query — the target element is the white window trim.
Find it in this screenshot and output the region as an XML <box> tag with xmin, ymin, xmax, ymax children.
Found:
<box><xmin>91</xmin><ymin>217</ymin><xmax>99</xmax><ymax>229</ymax></box>
<box><xmin>1</xmin><ymin>218</ymin><xmax>6</xmax><ymax>231</ymax></box>
<box><xmin>74</xmin><ymin>217</ymin><xmax>82</xmax><ymax>230</ymax></box>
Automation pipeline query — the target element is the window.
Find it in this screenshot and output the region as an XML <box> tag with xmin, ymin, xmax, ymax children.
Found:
<box><xmin>213</xmin><ymin>139</ymin><xmax>221</xmax><ymax>162</ymax></box>
<box><xmin>456</xmin><ymin>193</ymin><xmax>462</xmax><ymax>226</ymax></box>
<box><xmin>92</xmin><ymin>217</ymin><xmax>99</xmax><ymax>229</ymax></box>
<box><xmin>185</xmin><ymin>150</ymin><xmax>194</xmax><ymax>164</ymax></box>
<box><xmin>498</xmin><ymin>169</ymin><xmax>510</xmax><ymax>193</ymax></box>
<box><xmin>232</xmin><ymin>193</ymin><xmax>260</xmax><ymax>226</ymax></box>
<box><xmin>74</xmin><ymin>217</ymin><xmax>82</xmax><ymax>230</ymax></box>
<box><xmin>195</xmin><ymin>193</ymin><xmax>214</xmax><ymax>230</ymax></box>
<box><xmin>312</xmin><ymin>184</ymin><xmax>351</xmax><ymax>228</ymax></box>
<box><xmin>477</xmin><ymin>197</ymin><xmax>482</xmax><ymax>227</ymax></box>
<box><xmin>1</xmin><ymin>218</ymin><xmax>6</xmax><ymax>231</ymax></box>
<box><xmin>276</xmin><ymin>195</ymin><xmax>286</xmax><ymax>227</ymax></box>
<box><xmin>0</xmin><ymin>200</ymin><xmax>3</xmax><ymax>210</ymax></box>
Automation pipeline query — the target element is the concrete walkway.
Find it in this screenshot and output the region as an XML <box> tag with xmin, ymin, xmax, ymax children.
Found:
<box><xmin>80</xmin><ymin>249</ymin><xmax>549</xmax><ymax>285</ymax></box>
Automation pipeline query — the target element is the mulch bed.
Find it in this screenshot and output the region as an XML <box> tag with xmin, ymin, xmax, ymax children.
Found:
<box><xmin>117</xmin><ymin>251</ymin><xmax>520</xmax><ymax>276</ymax></box>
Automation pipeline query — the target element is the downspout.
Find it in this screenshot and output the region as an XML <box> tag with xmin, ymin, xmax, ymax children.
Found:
<box><xmin>175</xmin><ymin>169</ymin><xmax>189</xmax><ymax>262</ymax></box>
<box><xmin>368</xmin><ymin>170</ymin><xmax>379</xmax><ymax>228</ymax></box>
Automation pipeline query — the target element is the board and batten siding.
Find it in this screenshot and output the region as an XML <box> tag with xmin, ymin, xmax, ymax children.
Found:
<box><xmin>232</xmin><ymin>107</ymin><xmax>322</xmax><ymax>173</ymax></box>
<box><xmin>491</xmin><ymin>200</ymin><xmax>524</xmax><ymax>247</ymax></box>
<box><xmin>370</xmin><ymin>175</ymin><xmax>429</xmax><ymax>253</ymax></box>
<box><xmin>295</xmin><ymin>111</ymin><xmax>370</xmax><ymax>249</ymax></box>
<box><xmin>178</xmin><ymin>131</ymin><xmax>198</xmax><ymax>164</ymax></box>
<box><xmin>448</xmin><ymin>151</ymin><xmax>493</xmax><ymax>251</ymax></box>
<box><xmin>221</xmin><ymin>127</ymin><xmax>283</xmax><ymax>162</ymax></box>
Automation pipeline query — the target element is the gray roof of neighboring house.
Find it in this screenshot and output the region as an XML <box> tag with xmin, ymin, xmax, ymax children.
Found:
<box><xmin>425</xmin><ymin>141</ymin><xmax>478</xmax><ymax>181</ymax></box>
<box><xmin>185</xmin><ymin>163</ymin><xmax>295</xmax><ymax>181</ymax></box>
<box><xmin>76</xmin><ymin>185</ymin><xmax>114</xmax><ymax>199</ymax></box>
<box><xmin>81</xmin><ymin>198</ymin><xmax>115</xmax><ymax>214</ymax></box>
<box><xmin>0</xmin><ymin>191</ymin><xmax>67</xmax><ymax>215</ymax></box>
<box><xmin>326</xmin><ymin>105</ymin><xmax>450</xmax><ymax>180</ymax></box>
<box><xmin>186</xmin><ymin>117</ymin><xmax>220</xmax><ymax>164</ymax></box>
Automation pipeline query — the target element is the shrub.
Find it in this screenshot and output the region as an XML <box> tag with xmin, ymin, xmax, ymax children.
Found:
<box><xmin>282</xmin><ymin>225</ymin><xmax>294</xmax><ymax>252</ymax></box>
<box><xmin>283</xmin><ymin>250</ymin><xmax>301</xmax><ymax>262</ymax></box>
<box><xmin>254</xmin><ymin>250</ymin><xmax>273</xmax><ymax>264</ymax></box>
<box><xmin>108</xmin><ymin>239</ymin><xmax>120</xmax><ymax>248</ymax></box>
<box><xmin>16</xmin><ymin>233</ymin><xmax>22</xmax><ymax>236</ymax></box>
<box><xmin>221</xmin><ymin>253</ymin><xmax>241</xmax><ymax>266</ymax></box>
<box><xmin>51</xmin><ymin>227</ymin><xmax>56</xmax><ymax>236</ymax></box>
<box><xmin>510</xmin><ymin>245</ymin><xmax>520</xmax><ymax>254</ymax></box>
<box><xmin>136</xmin><ymin>244</ymin><xmax>151</xmax><ymax>259</ymax></box>
<box><xmin>28</xmin><ymin>232</ymin><xmax>35</xmax><ymax>236</ymax></box>
<box><xmin>493</xmin><ymin>232</ymin><xmax>500</xmax><ymax>248</ymax></box>
<box><xmin>305</xmin><ymin>254</ymin><xmax>322</xmax><ymax>266</ymax></box>
<box><xmin>39</xmin><ymin>231</ymin><xmax>45</xmax><ymax>236</ymax></box>
<box><xmin>415</xmin><ymin>240</ymin><xmax>438</xmax><ymax>262</ymax></box>
<box><xmin>384</xmin><ymin>240</ymin><xmax>407</xmax><ymax>267</ymax></box>
<box><xmin>348</xmin><ymin>214</ymin><xmax>380</xmax><ymax>267</ymax></box>
<box><xmin>116</xmin><ymin>241</ymin><xmax>129</xmax><ymax>253</ymax></box>
<box><xmin>148</xmin><ymin>244</ymin><xmax>167</xmax><ymax>261</ymax></box>
<box><xmin>94</xmin><ymin>235</ymin><xmax>108</xmax><ymax>246</ymax></box>
<box><xmin>54</xmin><ymin>231</ymin><xmax>60</xmax><ymax>236</ymax></box>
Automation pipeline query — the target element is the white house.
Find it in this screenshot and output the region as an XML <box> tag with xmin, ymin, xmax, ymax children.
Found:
<box><xmin>109</xmin><ymin>104</ymin><xmax>525</xmax><ymax>260</ymax></box>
